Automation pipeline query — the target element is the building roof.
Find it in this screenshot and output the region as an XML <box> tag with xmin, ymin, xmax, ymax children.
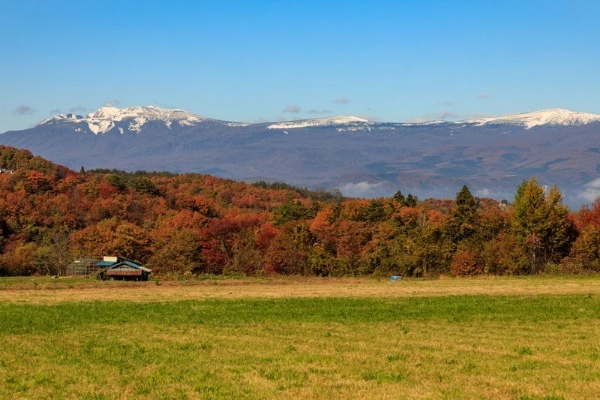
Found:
<box><xmin>105</xmin><ymin>260</ymin><xmax>151</xmax><ymax>273</ymax></box>
<box><xmin>97</xmin><ymin>261</ymin><xmax>116</xmax><ymax>267</ymax></box>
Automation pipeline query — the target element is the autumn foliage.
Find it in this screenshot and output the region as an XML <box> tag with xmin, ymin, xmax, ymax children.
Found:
<box><xmin>0</xmin><ymin>145</ymin><xmax>598</xmax><ymax>277</ymax></box>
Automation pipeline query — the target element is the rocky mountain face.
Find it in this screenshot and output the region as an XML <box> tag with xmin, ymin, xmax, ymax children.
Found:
<box><xmin>2</xmin><ymin>106</ymin><xmax>600</xmax><ymax>205</ymax></box>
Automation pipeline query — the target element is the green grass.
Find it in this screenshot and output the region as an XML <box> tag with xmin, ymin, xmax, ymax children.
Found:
<box><xmin>1</xmin><ymin>295</ymin><xmax>599</xmax><ymax>333</ymax></box>
<box><xmin>0</xmin><ymin>294</ymin><xmax>599</xmax><ymax>399</ymax></box>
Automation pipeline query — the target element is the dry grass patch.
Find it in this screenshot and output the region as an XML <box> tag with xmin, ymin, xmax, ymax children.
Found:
<box><xmin>0</xmin><ymin>275</ymin><xmax>599</xmax><ymax>304</ymax></box>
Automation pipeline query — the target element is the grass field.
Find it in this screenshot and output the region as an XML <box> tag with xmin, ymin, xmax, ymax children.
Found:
<box><xmin>0</xmin><ymin>276</ymin><xmax>598</xmax><ymax>399</ymax></box>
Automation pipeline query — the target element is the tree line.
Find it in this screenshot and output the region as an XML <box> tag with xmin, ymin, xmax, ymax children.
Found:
<box><xmin>0</xmin><ymin>145</ymin><xmax>598</xmax><ymax>277</ymax></box>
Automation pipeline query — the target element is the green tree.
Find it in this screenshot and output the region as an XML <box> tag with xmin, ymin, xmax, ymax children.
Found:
<box><xmin>393</xmin><ymin>190</ymin><xmax>417</xmax><ymax>207</ymax></box>
<box><xmin>448</xmin><ymin>185</ymin><xmax>478</xmax><ymax>243</ymax></box>
<box><xmin>510</xmin><ymin>178</ymin><xmax>576</xmax><ymax>274</ymax></box>
<box><xmin>358</xmin><ymin>199</ymin><xmax>387</xmax><ymax>223</ymax></box>
<box><xmin>393</xmin><ymin>190</ymin><xmax>406</xmax><ymax>204</ymax></box>
<box><xmin>106</xmin><ymin>174</ymin><xmax>127</xmax><ymax>192</ymax></box>
<box><xmin>132</xmin><ymin>177</ymin><xmax>159</xmax><ymax>196</ymax></box>
<box><xmin>273</xmin><ymin>200</ymin><xmax>316</xmax><ymax>225</ymax></box>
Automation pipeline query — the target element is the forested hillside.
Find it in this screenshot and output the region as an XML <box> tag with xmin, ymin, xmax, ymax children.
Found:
<box><xmin>0</xmin><ymin>145</ymin><xmax>598</xmax><ymax>277</ymax></box>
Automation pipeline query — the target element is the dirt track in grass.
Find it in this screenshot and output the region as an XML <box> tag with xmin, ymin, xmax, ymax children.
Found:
<box><xmin>0</xmin><ymin>275</ymin><xmax>598</xmax><ymax>304</ymax></box>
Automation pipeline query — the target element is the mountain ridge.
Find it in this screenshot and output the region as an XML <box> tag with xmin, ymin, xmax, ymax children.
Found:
<box><xmin>3</xmin><ymin>105</ymin><xmax>600</xmax><ymax>206</ymax></box>
<box><xmin>40</xmin><ymin>105</ymin><xmax>213</xmax><ymax>134</ymax></box>
<box><xmin>36</xmin><ymin>106</ymin><xmax>600</xmax><ymax>135</ymax></box>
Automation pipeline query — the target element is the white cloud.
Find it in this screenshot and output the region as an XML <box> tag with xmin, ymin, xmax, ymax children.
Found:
<box><xmin>477</xmin><ymin>93</ymin><xmax>490</xmax><ymax>99</ymax></box>
<box><xmin>338</xmin><ymin>182</ymin><xmax>384</xmax><ymax>198</ymax></box>
<box><xmin>577</xmin><ymin>178</ymin><xmax>600</xmax><ymax>202</ymax></box>
<box><xmin>475</xmin><ymin>188</ymin><xmax>491</xmax><ymax>197</ymax></box>
<box><xmin>333</xmin><ymin>97</ymin><xmax>350</xmax><ymax>105</ymax></box>
<box><xmin>283</xmin><ymin>105</ymin><xmax>301</xmax><ymax>113</ymax></box>
<box><xmin>307</xmin><ymin>109</ymin><xmax>332</xmax><ymax>114</ymax></box>
<box><xmin>13</xmin><ymin>105</ymin><xmax>36</xmax><ymax>115</ymax></box>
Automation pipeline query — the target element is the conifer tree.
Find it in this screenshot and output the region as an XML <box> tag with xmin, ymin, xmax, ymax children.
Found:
<box><xmin>450</xmin><ymin>185</ymin><xmax>478</xmax><ymax>243</ymax></box>
<box><xmin>393</xmin><ymin>190</ymin><xmax>406</xmax><ymax>204</ymax></box>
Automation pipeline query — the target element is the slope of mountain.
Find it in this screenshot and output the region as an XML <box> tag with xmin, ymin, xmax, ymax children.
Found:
<box><xmin>1</xmin><ymin>106</ymin><xmax>600</xmax><ymax>205</ymax></box>
<box><xmin>466</xmin><ymin>108</ymin><xmax>600</xmax><ymax>129</ymax></box>
<box><xmin>39</xmin><ymin>105</ymin><xmax>232</xmax><ymax>134</ymax></box>
<box><xmin>267</xmin><ymin>116</ymin><xmax>370</xmax><ymax>129</ymax></box>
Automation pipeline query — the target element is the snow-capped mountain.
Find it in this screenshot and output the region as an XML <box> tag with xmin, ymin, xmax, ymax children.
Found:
<box><xmin>2</xmin><ymin>106</ymin><xmax>600</xmax><ymax>206</ymax></box>
<box><xmin>267</xmin><ymin>116</ymin><xmax>370</xmax><ymax>130</ymax></box>
<box><xmin>465</xmin><ymin>108</ymin><xmax>600</xmax><ymax>129</ymax></box>
<box><xmin>40</xmin><ymin>106</ymin><xmax>370</xmax><ymax>133</ymax></box>
<box><xmin>40</xmin><ymin>106</ymin><xmax>211</xmax><ymax>134</ymax></box>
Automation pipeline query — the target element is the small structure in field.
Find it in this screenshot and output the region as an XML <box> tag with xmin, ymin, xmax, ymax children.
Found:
<box><xmin>98</xmin><ymin>256</ymin><xmax>151</xmax><ymax>281</ymax></box>
<box><xmin>66</xmin><ymin>258</ymin><xmax>102</xmax><ymax>276</ymax></box>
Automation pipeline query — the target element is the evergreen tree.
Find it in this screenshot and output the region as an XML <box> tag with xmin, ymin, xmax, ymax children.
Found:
<box><xmin>393</xmin><ymin>190</ymin><xmax>406</xmax><ymax>204</ymax></box>
<box><xmin>405</xmin><ymin>193</ymin><xmax>417</xmax><ymax>207</ymax></box>
<box><xmin>449</xmin><ymin>185</ymin><xmax>478</xmax><ymax>243</ymax></box>
<box><xmin>393</xmin><ymin>190</ymin><xmax>417</xmax><ymax>207</ymax></box>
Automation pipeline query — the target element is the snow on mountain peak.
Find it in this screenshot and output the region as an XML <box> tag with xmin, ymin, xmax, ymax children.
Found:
<box><xmin>267</xmin><ymin>116</ymin><xmax>370</xmax><ymax>130</ymax></box>
<box><xmin>37</xmin><ymin>106</ymin><xmax>600</xmax><ymax>134</ymax></box>
<box><xmin>40</xmin><ymin>105</ymin><xmax>207</xmax><ymax>134</ymax></box>
<box><xmin>465</xmin><ymin>108</ymin><xmax>600</xmax><ymax>129</ymax></box>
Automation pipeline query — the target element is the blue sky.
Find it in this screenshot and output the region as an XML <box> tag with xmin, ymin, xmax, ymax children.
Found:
<box><xmin>1</xmin><ymin>0</ymin><xmax>599</xmax><ymax>132</ymax></box>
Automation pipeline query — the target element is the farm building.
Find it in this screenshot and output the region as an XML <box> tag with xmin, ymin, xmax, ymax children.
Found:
<box><xmin>66</xmin><ymin>256</ymin><xmax>151</xmax><ymax>280</ymax></box>
<box><xmin>98</xmin><ymin>256</ymin><xmax>151</xmax><ymax>281</ymax></box>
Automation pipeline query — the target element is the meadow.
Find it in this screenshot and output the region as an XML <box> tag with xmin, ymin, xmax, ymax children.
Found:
<box><xmin>0</xmin><ymin>276</ymin><xmax>598</xmax><ymax>399</ymax></box>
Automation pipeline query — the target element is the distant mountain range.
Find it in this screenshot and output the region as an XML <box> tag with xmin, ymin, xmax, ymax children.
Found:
<box><xmin>2</xmin><ymin>106</ymin><xmax>600</xmax><ymax>206</ymax></box>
